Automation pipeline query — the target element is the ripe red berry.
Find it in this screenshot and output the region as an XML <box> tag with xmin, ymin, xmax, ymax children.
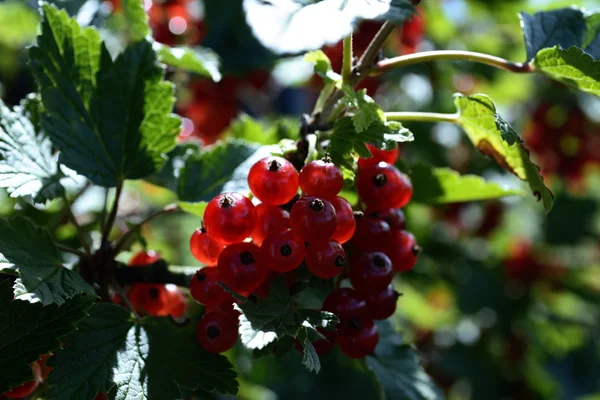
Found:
<box><xmin>351</xmin><ymin>215</ymin><xmax>391</xmax><ymax>252</ymax></box>
<box><xmin>357</xmin><ymin>143</ymin><xmax>399</xmax><ymax>169</ymax></box>
<box><xmin>388</xmin><ymin>230</ymin><xmax>420</xmax><ymax>272</ymax></box>
<box><xmin>3</xmin><ymin>362</ymin><xmax>41</xmax><ymax>398</ymax></box>
<box><xmin>160</xmin><ymin>285</ymin><xmax>186</xmax><ymax>317</ymax></box>
<box><xmin>248</xmin><ymin>156</ymin><xmax>299</xmax><ymax>206</ymax></box>
<box><xmin>204</xmin><ymin>193</ymin><xmax>257</xmax><ymax>244</ymax></box>
<box><xmin>217</xmin><ymin>242</ymin><xmax>267</xmax><ymax>294</ymax></box>
<box><xmin>127</xmin><ymin>283</ymin><xmax>167</xmax><ymax>315</ymax></box>
<box><xmin>368</xmin><ymin>207</ymin><xmax>405</xmax><ymax>230</ymax></box>
<box><xmin>258</xmin><ymin>230</ymin><xmax>305</xmax><ymax>272</ymax></box>
<box><xmin>129</xmin><ymin>250</ymin><xmax>160</xmax><ymax>266</ymax></box>
<box><xmin>190</xmin><ymin>226</ymin><xmax>224</xmax><ymax>266</ymax></box>
<box><xmin>330</xmin><ymin>196</ymin><xmax>356</xmax><ymax>244</ymax></box>
<box><xmin>322</xmin><ymin>288</ymin><xmax>369</xmax><ymax>335</ymax></box>
<box><xmin>337</xmin><ymin>319</ymin><xmax>379</xmax><ymax>358</ymax></box>
<box><xmin>357</xmin><ymin>163</ymin><xmax>412</xmax><ymax>212</ymax></box>
<box><xmin>38</xmin><ymin>353</ymin><xmax>53</xmax><ymax>381</ymax></box>
<box><xmin>305</xmin><ymin>240</ymin><xmax>346</xmax><ymax>279</ymax></box>
<box><xmin>196</xmin><ymin>311</ymin><xmax>239</xmax><ymax>353</ymax></box>
<box><xmin>289</xmin><ymin>196</ymin><xmax>337</xmax><ymax>242</ymax></box>
<box><xmin>251</xmin><ymin>204</ymin><xmax>290</xmax><ymax>246</ymax></box>
<box><xmin>190</xmin><ymin>268</ymin><xmax>231</xmax><ymax>308</ymax></box>
<box><xmin>365</xmin><ymin>284</ymin><xmax>400</xmax><ymax>320</ymax></box>
<box><xmin>349</xmin><ymin>252</ymin><xmax>393</xmax><ymax>295</ymax></box>
<box><xmin>299</xmin><ymin>159</ymin><xmax>344</xmax><ymax>200</ymax></box>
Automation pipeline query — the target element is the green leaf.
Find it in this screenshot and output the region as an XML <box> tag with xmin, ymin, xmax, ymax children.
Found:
<box><xmin>301</xmin><ymin>338</ymin><xmax>321</xmax><ymax>374</ymax></box>
<box><xmin>0</xmin><ymin>217</ymin><xmax>94</xmax><ymax>305</ymax></box>
<box><xmin>0</xmin><ymin>97</ymin><xmax>65</xmax><ymax>203</ymax></box>
<box><xmin>122</xmin><ymin>0</ymin><xmax>150</xmax><ymax>41</ymax></box>
<box><xmin>0</xmin><ymin>1</ymin><xmax>39</xmax><ymax>49</ymax></box>
<box><xmin>224</xmin><ymin>114</ymin><xmax>275</xmax><ymax>144</ymax></box>
<box><xmin>410</xmin><ymin>165</ymin><xmax>522</xmax><ymax>204</ymax></box>
<box><xmin>304</xmin><ymin>50</ymin><xmax>342</xmax><ymax>84</ymax></box>
<box><xmin>297</xmin><ymin>310</ymin><xmax>338</xmax><ymax>330</ymax></box>
<box><xmin>244</xmin><ymin>0</ymin><xmax>415</xmax><ymax>54</ymax></box>
<box><xmin>28</xmin><ymin>4</ymin><xmax>180</xmax><ymax>187</ymax></box>
<box><xmin>329</xmin><ymin>117</ymin><xmax>414</xmax><ymax>181</ymax></box>
<box><xmin>178</xmin><ymin>201</ymin><xmax>207</xmax><ymax>218</ymax></box>
<box><xmin>453</xmin><ymin>94</ymin><xmax>553</xmax><ymax>213</ymax></box>
<box><xmin>47</xmin><ymin>303</ymin><xmax>238</xmax><ymax>400</ymax></box>
<box><xmin>519</xmin><ymin>7</ymin><xmax>600</xmax><ymax>60</ymax></box>
<box><xmin>533</xmin><ymin>45</ymin><xmax>600</xmax><ymax>97</ymax></box>
<box><xmin>0</xmin><ymin>281</ymin><xmax>95</xmax><ymax>393</ymax></box>
<box><xmin>365</xmin><ymin>320</ymin><xmax>443</xmax><ymax>400</ymax></box>
<box><xmin>156</xmin><ymin>43</ymin><xmax>222</xmax><ymax>81</ymax></box>
<box><xmin>341</xmin><ymin>87</ymin><xmax>385</xmax><ymax>132</ymax></box>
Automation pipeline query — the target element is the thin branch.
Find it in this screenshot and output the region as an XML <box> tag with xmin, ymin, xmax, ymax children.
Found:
<box><xmin>373</xmin><ymin>50</ymin><xmax>534</xmax><ymax>75</ymax></box>
<box><xmin>342</xmin><ymin>34</ymin><xmax>353</xmax><ymax>83</ymax></box>
<box><xmin>62</xmin><ymin>194</ymin><xmax>92</xmax><ymax>255</ymax></box>
<box><xmin>112</xmin><ymin>203</ymin><xmax>179</xmax><ymax>255</ymax></box>
<box><xmin>113</xmin><ymin>259</ymin><xmax>192</xmax><ymax>287</ymax></box>
<box><xmin>56</xmin><ymin>243</ymin><xmax>88</xmax><ymax>258</ymax></box>
<box><xmin>385</xmin><ymin>111</ymin><xmax>459</xmax><ymax>123</ymax></box>
<box><xmin>101</xmin><ymin>181</ymin><xmax>123</xmax><ymax>245</ymax></box>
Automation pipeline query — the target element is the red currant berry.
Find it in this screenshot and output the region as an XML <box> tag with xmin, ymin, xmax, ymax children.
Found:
<box><xmin>322</xmin><ymin>288</ymin><xmax>369</xmax><ymax>335</ymax></box>
<box><xmin>95</xmin><ymin>394</ymin><xmax>108</xmax><ymax>400</ymax></box>
<box><xmin>258</xmin><ymin>230</ymin><xmax>305</xmax><ymax>272</ymax></box>
<box><xmin>299</xmin><ymin>159</ymin><xmax>343</xmax><ymax>200</ymax></box>
<box><xmin>251</xmin><ymin>204</ymin><xmax>290</xmax><ymax>246</ymax></box>
<box><xmin>190</xmin><ymin>268</ymin><xmax>231</xmax><ymax>308</ymax></box>
<box><xmin>349</xmin><ymin>252</ymin><xmax>393</xmax><ymax>295</ymax></box>
<box><xmin>351</xmin><ymin>215</ymin><xmax>391</xmax><ymax>252</ymax></box>
<box><xmin>337</xmin><ymin>319</ymin><xmax>379</xmax><ymax>358</ymax></box>
<box><xmin>305</xmin><ymin>240</ymin><xmax>346</xmax><ymax>279</ymax></box>
<box><xmin>357</xmin><ymin>143</ymin><xmax>399</xmax><ymax>169</ymax></box>
<box><xmin>196</xmin><ymin>311</ymin><xmax>239</xmax><ymax>353</ymax></box>
<box><xmin>38</xmin><ymin>353</ymin><xmax>53</xmax><ymax>381</ymax></box>
<box><xmin>330</xmin><ymin>196</ymin><xmax>356</xmax><ymax>244</ymax></box>
<box><xmin>129</xmin><ymin>250</ymin><xmax>160</xmax><ymax>266</ymax></box>
<box><xmin>388</xmin><ymin>230</ymin><xmax>420</xmax><ymax>272</ymax></box>
<box><xmin>3</xmin><ymin>362</ymin><xmax>41</xmax><ymax>398</ymax></box>
<box><xmin>218</xmin><ymin>242</ymin><xmax>267</xmax><ymax>294</ymax></box>
<box><xmin>158</xmin><ymin>284</ymin><xmax>186</xmax><ymax>317</ymax></box>
<box><xmin>289</xmin><ymin>196</ymin><xmax>337</xmax><ymax>242</ymax></box>
<box><xmin>368</xmin><ymin>207</ymin><xmax>405</xmax><ymax>230</ymax></box>
<box><xmin>190</xmin><ymin>226</ymin><xmax>224</xmax><ymax>266</ymax></box>
<box><xmin>248</xmin><ymin>156</ymin><xmax>299</xmax><ymax>206</ymax></box>
<box><xmin>204</xmin><ymin>193</ymin><xmax>257</xmax><ymax>244</ymax></box>
<box><xmin>127</xmin><ymin>284</ymin><xmax>167</xmax><ymax>315</ymax></box>
<box><xmin>365</xmin><ymin>284</ymin><xmax>400</xmax><ymax>320</ymax></box>
<box><xmin>357</xmin><ymin>163</ymin><xmax>412</xmax><ymax>212</ymax></box>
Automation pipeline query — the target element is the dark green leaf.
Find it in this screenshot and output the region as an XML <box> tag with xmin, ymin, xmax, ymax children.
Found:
<box><xmin>341</xmin><ymin>87</ymin><xmax>385</xmax><ymax>132</ymax></box>
<box><xmin>301</xmin><ymin>338</ymin><xmax>321</xmax><ymax>374</ymax></box>
<box><xmin>47</xmin><ymin>303</ymin><xmax>238</xmax><ymax>400</ymax></box>
<box><xmin>365</xmin><ymin>320</ymin><xmax>443</xmax><ymax>400</ymax></box>
<box><xmin>244</xmin><ymin>0</ymin><xmax>415</xmax><ymax>54</ymax></box>
<box><xmin>0</xmin><ymin>97</ymin><xmax>65</xmax><ymax>203</ymax></box>
<box><xmin>533</xmin><ymin>45</ymin><xmax>600</xmax><ymax>97</ymax></box>
<box><xmin>454</xmin><ymin>94</ymin><xmax>553</xmax><ymax>213</ymax></box>
<box><xmin>410</xmin><ymin>165</ymin><xmax>522</xmax><ymax>204</ymax></box>
<box><xmin>28</xmin><ymin>4</ymin><xmax>180</xmax><ymax>187</ymax></box>
<box><xmin>0</xmin><ymin>281</ymin><xmax>94</xmax><ymax>393</ymax></box>
<box><xmin>156</xmin><ymin>43</ymin><xmax>221</xmax><ymax>81</ymax></box>
<box><xmin>0</xmin><ymin>216</ymin><xmax>94</xmax><ymax>305</ymax></box>
<box><xmin>122</xmin><ymin>0</ymin><xmax>150</xmax><ymax>41</ymax></box>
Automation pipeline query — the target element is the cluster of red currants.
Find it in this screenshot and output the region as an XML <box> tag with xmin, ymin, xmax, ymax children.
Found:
<box><xmin>189</xmin><ymin>144</ymin><xmax>419</xmax><ymax>357</ymax></box>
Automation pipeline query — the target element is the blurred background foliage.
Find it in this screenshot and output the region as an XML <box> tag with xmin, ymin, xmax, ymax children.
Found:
<box><xmin>0</xmin><ymin>0</ymin><xmax>599</xmax><ymax>399</ymax></box>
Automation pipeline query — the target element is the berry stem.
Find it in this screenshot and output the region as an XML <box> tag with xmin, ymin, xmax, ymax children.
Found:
<box><xmin>101</xmin><ymin>181</ymin><xmax>123</xmax><ymax>246</ymax></box>
<box><xmin>55</xmin><ymin>243</ymin><xmax>88</xmax><ymax>258</ymax></box>
<box><xmin>385</xmin><ymin>111</ymin><xmax>459</xmax><ymax>123</ymax></box>
<box><xmin>373</xmin><ymin>50</ymin><xmax>534</xmax><ymax>75</ymax></box>
<box><xmin>62</xmin><ymin>193</ymin><xmax>92</xmax><ymax>256</ymax></box>
<box><xmin>342</xmin><ymin>34</ymin><xmax>353</xmax><ymax>83</ymax></box>
<box><xmin>112</xmin><ymin>203</ymin><xmax>179</xmax><ymax>255</ymax></box>
<box><xmin>113</xmin><ymin>282</ymin><xmax>140</xmax><ymax>321</ymax></box>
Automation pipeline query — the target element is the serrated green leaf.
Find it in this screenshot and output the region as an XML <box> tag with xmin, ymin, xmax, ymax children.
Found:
<box><xmin>244</xmin><ymin>0</ymin><xmax>415</xmax><ymax>54</ymax></box>
<box><xmin>47</xmin><ymin>303</ymin><xmax>238</xmax><ymax>400</ymax></box>
<box><xmin>0</xmin><ymin>281</ymin><xmax>95</xmax><ymax>393</ymax></box>
<box><xmin>156</xmin><ymin>43</ymin><xmax>222</xmax><ymax>81</ymax></box>
<box><xmin>0</xmin><ymin>98</ymin><xmax>65</xmax><ymax>203</ymax></box>
<box><xmin>410</xmin><ymin>165</ymin><xmax>522</xmax><ymax>204</ymax></box>
<box><xmin>304</xmin><ymin>50</ymin><xmax>342</xmax><ymax>84</ymax></box>
<box><xmin>0</xmin><ymin>1</ymin><xmax>38</xmax><ymax>49</ymax></box>
<box><xmin>28</xmin><ymin>4</ymin><xmax>180</xmax><ymax>187</ymax></box>
<box><xmin>365</xmin><ymin>320</ymin><xmax>443</xmax><ymax>400</ymax></box>
<box><xmin>0</xmin><ymin>217</ymin><xmax>94</xmax><ymax>305</ymax></box>
<box><xmin>454</xmin><ymin>94</ymin><xmax>553</xmax><ymax>213</ymax></box>
<box><xmin>178</xmin><ymin>201</ymin><xmax>207</xmax><ymax>218</ymax></box>
<box><xmin>301</xmin><ymin>338</ymin><xmax>321</xmax><ymax>374</ymax></box>
<box><xmin>341</xmin><ymin>87</ymin><xmax>385</xmax><ymax>132</ymax></box>
<box><xmin>122</xmin><ymin>0</ymin><xmax>150</xmax><ymax>41</ymax></box>
<box><xmin>534</xmin><ymin>45</ymin><xmax>600</xmax><ymax>97</ymax></box>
